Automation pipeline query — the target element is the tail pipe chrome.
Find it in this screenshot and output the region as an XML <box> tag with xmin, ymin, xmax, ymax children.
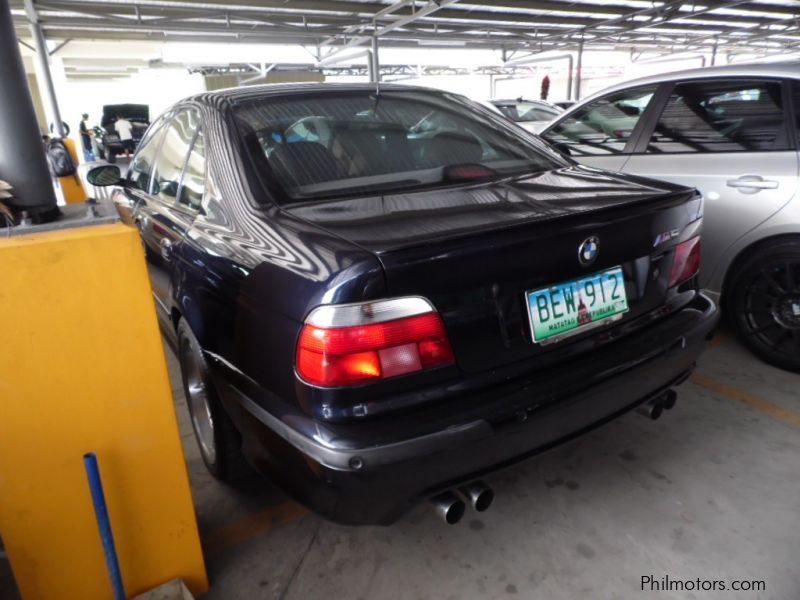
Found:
<box><xmin>430</xmin><ymin>491</ymin><xmax>466</xmax><ymax>525</ymax></box>
<box><xmin>636</xmin><ymin>390</ymin><xmax>678</xmax><ymax>420</ymax></box>
<box><xmin>663</xmin><ymin>389</ymin><xmax>677</xmax><ymax>411</ymax></box>
<box><xmin>458</xmin><ymin>481</ymin><xmax>494</xmax><ymax>512</ymax></box>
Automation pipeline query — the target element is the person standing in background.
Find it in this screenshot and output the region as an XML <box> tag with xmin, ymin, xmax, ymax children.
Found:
<box><xmin>79</xmin><ymin>113</ymin><xmax>95</xmax><ymax>161</ymax></box>
<box><xmin>115</xmin><ymin>114</ymin><xmax>134</xmax><ymax>158</ymax></box>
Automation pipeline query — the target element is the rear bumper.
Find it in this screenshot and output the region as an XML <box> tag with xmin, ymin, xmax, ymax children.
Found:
<box><xmin>221</xmin><ymin>292</ymin><xmax>718</xmax><ymax>525</ymax></box>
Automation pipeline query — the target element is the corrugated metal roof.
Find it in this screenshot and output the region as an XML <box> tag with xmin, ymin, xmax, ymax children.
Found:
<box><xmin>12</xmin><ymin>0</ymin><xmax>800</xmax><ymax>57</ymax></box>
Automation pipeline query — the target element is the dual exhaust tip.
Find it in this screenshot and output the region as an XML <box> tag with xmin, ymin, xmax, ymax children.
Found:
<box><xmin>636</xmin><ymin>389</ymin><xmax>678</xmax><ymax>421</ymax></box>
<box><xmin>431</xmin><ymin>390</ymin><xmax>678</xmax><ymax>524</ymax></box>
<box><xmin>430</xmin><ymin>481</ymin><xmax>494</xmax><ymax>525</ymax></box>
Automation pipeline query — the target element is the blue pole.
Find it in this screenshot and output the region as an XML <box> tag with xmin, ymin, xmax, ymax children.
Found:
<box><xmin>83</xmin><ymin>452</ymin><xmax>126</xmax><ymax>600</ymax></box>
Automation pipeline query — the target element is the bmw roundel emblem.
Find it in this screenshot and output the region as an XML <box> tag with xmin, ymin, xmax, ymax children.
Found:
<box><xmin>578</xmin><ymin>236</ymin><xmax>600</xmax><ymax>266</ymax></box>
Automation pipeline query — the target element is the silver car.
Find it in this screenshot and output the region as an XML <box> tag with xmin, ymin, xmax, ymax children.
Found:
<box><xmin>542</xmin><ymin>63</ymin><xmax>800</xmax><ymax>372</ymax></box>
<box><xmin>490</xmin><ymin>98</ymin><xmax>563</xmax><ymax>133</ymax></box>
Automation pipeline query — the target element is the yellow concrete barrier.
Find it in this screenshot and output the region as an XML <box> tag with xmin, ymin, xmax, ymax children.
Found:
<box><xmin>61</xmin><ymin>137</ymin><xmax>88</xmax><ymax>204</ymax></box>
<box><xmin>0</xmin><ymin>223</ymin><xmax>208</xmax><ymax>599</ymax></box>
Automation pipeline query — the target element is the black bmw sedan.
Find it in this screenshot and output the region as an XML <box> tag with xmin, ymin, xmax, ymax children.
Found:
<box><xmin>89</xmin><ymin>83</ymin><xmax>719</xmax><ymax>526</ymax></box>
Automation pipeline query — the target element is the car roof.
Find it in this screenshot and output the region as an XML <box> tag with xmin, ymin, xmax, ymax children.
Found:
<box><xmin>571</xmin><ymin>61</ymin><xmax>800</xmax><ymax>109</ymax></box>
<box><xmin>185</xmin><ymin>81</ymin><xmax>447</xmax><ymax>108</ymax></box>
<box><xmin>491</xmin><ymin>98</ymin><xmax>555</xmax><ymax>106</ymax></box>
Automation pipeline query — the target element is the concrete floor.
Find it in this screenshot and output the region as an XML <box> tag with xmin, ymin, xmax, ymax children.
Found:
<box><xmin>2</xmin><ymin>327</ymin><xmax>798</xmax><ymax>599</ymax></box>
<box><xmin>181</xmin><ymin>328</ymin><xmax>800</xmax><ymax>600</ymax></box>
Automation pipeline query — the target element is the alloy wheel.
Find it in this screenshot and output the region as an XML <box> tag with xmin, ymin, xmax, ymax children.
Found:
<box><xmin>739</xmin><ymin>258</ymin><xmax>800</xmax><ymax>361</ymax></box>
<box><xmin>183</xmin><ymin>342</ymin><xmax>217</xmax><ymax>467</ymax></box>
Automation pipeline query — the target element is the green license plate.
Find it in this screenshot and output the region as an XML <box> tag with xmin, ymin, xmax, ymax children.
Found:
<box><xmin>526</xmin><ymin>266</ymin><xmax>629</xmax><ymax>344</ymax></box>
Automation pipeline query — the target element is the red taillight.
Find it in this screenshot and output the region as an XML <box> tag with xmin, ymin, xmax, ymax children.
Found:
<box><xmin>296</xmin><ymin>301</ymin><xmax>455</xmax><ymax>387</ymax></box>
<box><xmin>669</xmin><ymin>236</ymin><xmax>702</xmax><ymax>287</ymax></box>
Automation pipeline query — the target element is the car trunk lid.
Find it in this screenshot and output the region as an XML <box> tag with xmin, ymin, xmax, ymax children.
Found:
<box><xmin>286</xmin><ymin>166</ymin><xmax>700</xmax><ymax>373</ymax></box>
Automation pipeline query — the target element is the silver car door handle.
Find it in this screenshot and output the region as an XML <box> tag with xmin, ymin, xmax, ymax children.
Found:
<box><xmin>726</xmin><ymin>176</ymin><xmax>779</xmax><ymax>190</ymax></box>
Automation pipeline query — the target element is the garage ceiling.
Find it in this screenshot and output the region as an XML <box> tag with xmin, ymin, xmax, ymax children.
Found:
<box><xmin>10</xmin><ymin>0</ymin><xmax>800</xmax><ymax>60</ymax></box>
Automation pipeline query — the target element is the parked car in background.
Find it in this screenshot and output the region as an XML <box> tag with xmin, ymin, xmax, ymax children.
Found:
<box><xmin>475</xmin><ymin>99</ymin><xmax>505</xmax><ymax>115</ymax></box>
<box><xmin>88</xmin><ymin>83</ymin><xmax>717</xmax><ymax>525</ymax></box>
<box><xmin>552</xmin><ymin>100</ymin><xmax>576</xmax><ymax>111</ymax></box>
<box><xmin>489</xmin><ymin>97</ymin><xmax>563</xmax><ymax>133</ymax></box>
<box><xmin>98</xmin><ymin>103</ymin><xmax>150</xmax><ymax>163</ymax></box>
<box><xmin>542</xmin><ymin>62</ymin><xmax>800</xmax><ymax>372</ymax></box>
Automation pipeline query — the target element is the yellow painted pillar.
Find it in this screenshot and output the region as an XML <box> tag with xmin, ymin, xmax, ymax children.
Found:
<box><xmin>60</xmin><ymin>137</ymin><xmax>88</xmax><ymax>204</ymax></box>
<box><xmin>0</xmin><ymin>223</ymin><xmax>208</xmax><ymax>599</ymax></box>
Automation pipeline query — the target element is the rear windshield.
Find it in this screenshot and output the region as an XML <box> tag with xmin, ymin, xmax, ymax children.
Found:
<box><xmin>233</xmin><ymin>90</ymin><xmax>561</xmax><ymax>202</ymax></box>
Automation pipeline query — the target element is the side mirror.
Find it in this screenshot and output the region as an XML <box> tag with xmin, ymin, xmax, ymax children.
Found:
<box><xmin>87</xmin><ymin>164</ymin><xmax>123</xmax><ymax>187</ymax></box>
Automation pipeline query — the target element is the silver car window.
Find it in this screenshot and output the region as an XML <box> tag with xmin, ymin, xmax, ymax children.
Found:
<box><xmin>646</xmin><ymin>80</ymin><xmax>789</xmax><ymax>154</ymax></box>
<box><xmin>544</xmin><ymin>86</ymin><xmax>656</xmax><ymax>156</ymax></box>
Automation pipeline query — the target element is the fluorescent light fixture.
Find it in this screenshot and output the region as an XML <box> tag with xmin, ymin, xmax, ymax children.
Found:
<box><xmin>418</xmin><ymin>39</ymin><xmax>467</xmax><ymax>46</ymax></box>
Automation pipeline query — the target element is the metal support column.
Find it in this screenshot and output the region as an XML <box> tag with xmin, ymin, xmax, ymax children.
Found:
<box><xmin>574</xmin><ymin>40</ymin><xmax>584</xmax><ymax>101</ymax></box>
<box><xmin>366</xmin><ymin>50</ymin><xmax>375</xmax><ymax>83</ymax></box>
<box><xmin>23</xmin><ymin>0</ymin><xmax>64</xmax><ymax>137</ymax></box>
<box><xmin>711</xmin><ymin>37</ymin><xmax>719</xmax><ymax>66</ymax></box>
<box><xmin>371</xmin><ymin>35</ymin><xmax>381</xmax><ymax>83</ymax></box>
<box><xmin>0</xmin><ymin>0</ymin><xmax>58</xmax><ymax>215</ymax></box>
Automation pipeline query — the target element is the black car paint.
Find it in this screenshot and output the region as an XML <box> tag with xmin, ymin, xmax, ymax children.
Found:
<box><xmin>114</xmin><ymin>84</ymin><xmax>719</xmax><ymax>525</ymax></box>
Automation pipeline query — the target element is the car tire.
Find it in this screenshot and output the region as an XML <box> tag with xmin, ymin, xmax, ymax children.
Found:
<box><xmin>107</xmin><ymin>151</ymin><xmax>117</xmax><ymax>164</ymax></box>
<box><xmin>177</xmin><ymin>318</ymin><xmax>251</xmax><ymax>482</ymax></box>
<box><xmin>727</xmin><ymin>239</ymin><xmax>800</xmax><ymax>373</ymax></box>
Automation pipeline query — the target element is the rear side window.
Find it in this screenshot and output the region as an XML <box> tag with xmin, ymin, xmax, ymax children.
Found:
<box><xmin>544</xmin><ymin>86</ymin><xmax>656</xmax><ymax>156</ymax></box>
<box><xmin>128</xmin><ymin>116</ymin><xmax>166</xmax><ymax>192</ymax></box>
<box><xmin>152</xmin><ymin>109</ymin><xmax>200</xmax><ymax>203</ymax></box>
<box><xmin>178</xmin><ymin>128</ymin><xmax>206</xmax><ymax>211</ymax></box>
<box><xmin>234</xmin><ymin>90</ymin><xmax>560</xmax><ymax>203</ymax></box>
<box><xmin>646</xmin><ymin>80</ymin><xmax>789</xmax><ymax>154</ymax></box>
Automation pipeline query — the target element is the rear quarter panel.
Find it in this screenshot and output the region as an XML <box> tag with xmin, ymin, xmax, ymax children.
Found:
<box><xmin>709</xmin><ymin>195</ymin><xmax>800</xmax><ymax>298</ymax></box>
<box><xmin>177</xmin><ymin>101</ymin><xmax>386</xmax><ymax>412</ymax></box>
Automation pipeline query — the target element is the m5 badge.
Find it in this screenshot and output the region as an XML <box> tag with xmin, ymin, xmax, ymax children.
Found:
<box><xmin>653</xmin><ymin>229</ymin><xmax>680</xmax><ymax>247</ymax></box>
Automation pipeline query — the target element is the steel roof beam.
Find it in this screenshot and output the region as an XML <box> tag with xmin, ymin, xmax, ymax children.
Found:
<box><xmin>26</xmin><ymin>0</ymin><xmax>793</xmax><ymax>40</ymax></box>
<box><xmin>25</xmin><ymin>9</ymin><xmax>783</xmax><ymax>43</ymax></box>
<box><xmin>26</xmin><ymin>14</ymin><xmax>756</xmax><ymax>49</ymax></box>
<box><xmin>22</xmin><ymin>0</ymin><xmax>799</xmax><ymax>20</ymax></box>
<box><xmin>531</xmin><ymin>0</ymin><xmax>751</xmax><ymax>46</ymax></box>
<box><xmin>11</xmin><ymin>0</ymin><xmax>798</xmax><ymax>54</ymax></box>
<box><xmin>17</xmin><ymin>25</ymin><xmax>779</xmax><ymax>54</ymax></box>
<box><xmin>320</xmin><ymin>0</ymin><xmax>415</xmax><ymax>47</ymax></box>
<box><xmin>318</xmin><ymin>0</ymin><xmax>461</xmax><ymax>63</ymax></box>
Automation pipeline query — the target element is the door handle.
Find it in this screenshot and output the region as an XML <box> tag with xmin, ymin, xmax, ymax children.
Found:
<box><xmin>159</xmin><ymin>238</ymin><xmax>173</xmax><ymax>261</ymax></box>
<box><xmin>726</xmin><ymin>175</ymin><xmax>779</xmax><ymax>193</ymax></box>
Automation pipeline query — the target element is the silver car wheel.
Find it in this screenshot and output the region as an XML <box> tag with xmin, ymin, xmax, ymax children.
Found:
<box><xmin>184</xmin><ymin>343</ymin><xmax>217</xmax><ymax>467</ymax></box>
